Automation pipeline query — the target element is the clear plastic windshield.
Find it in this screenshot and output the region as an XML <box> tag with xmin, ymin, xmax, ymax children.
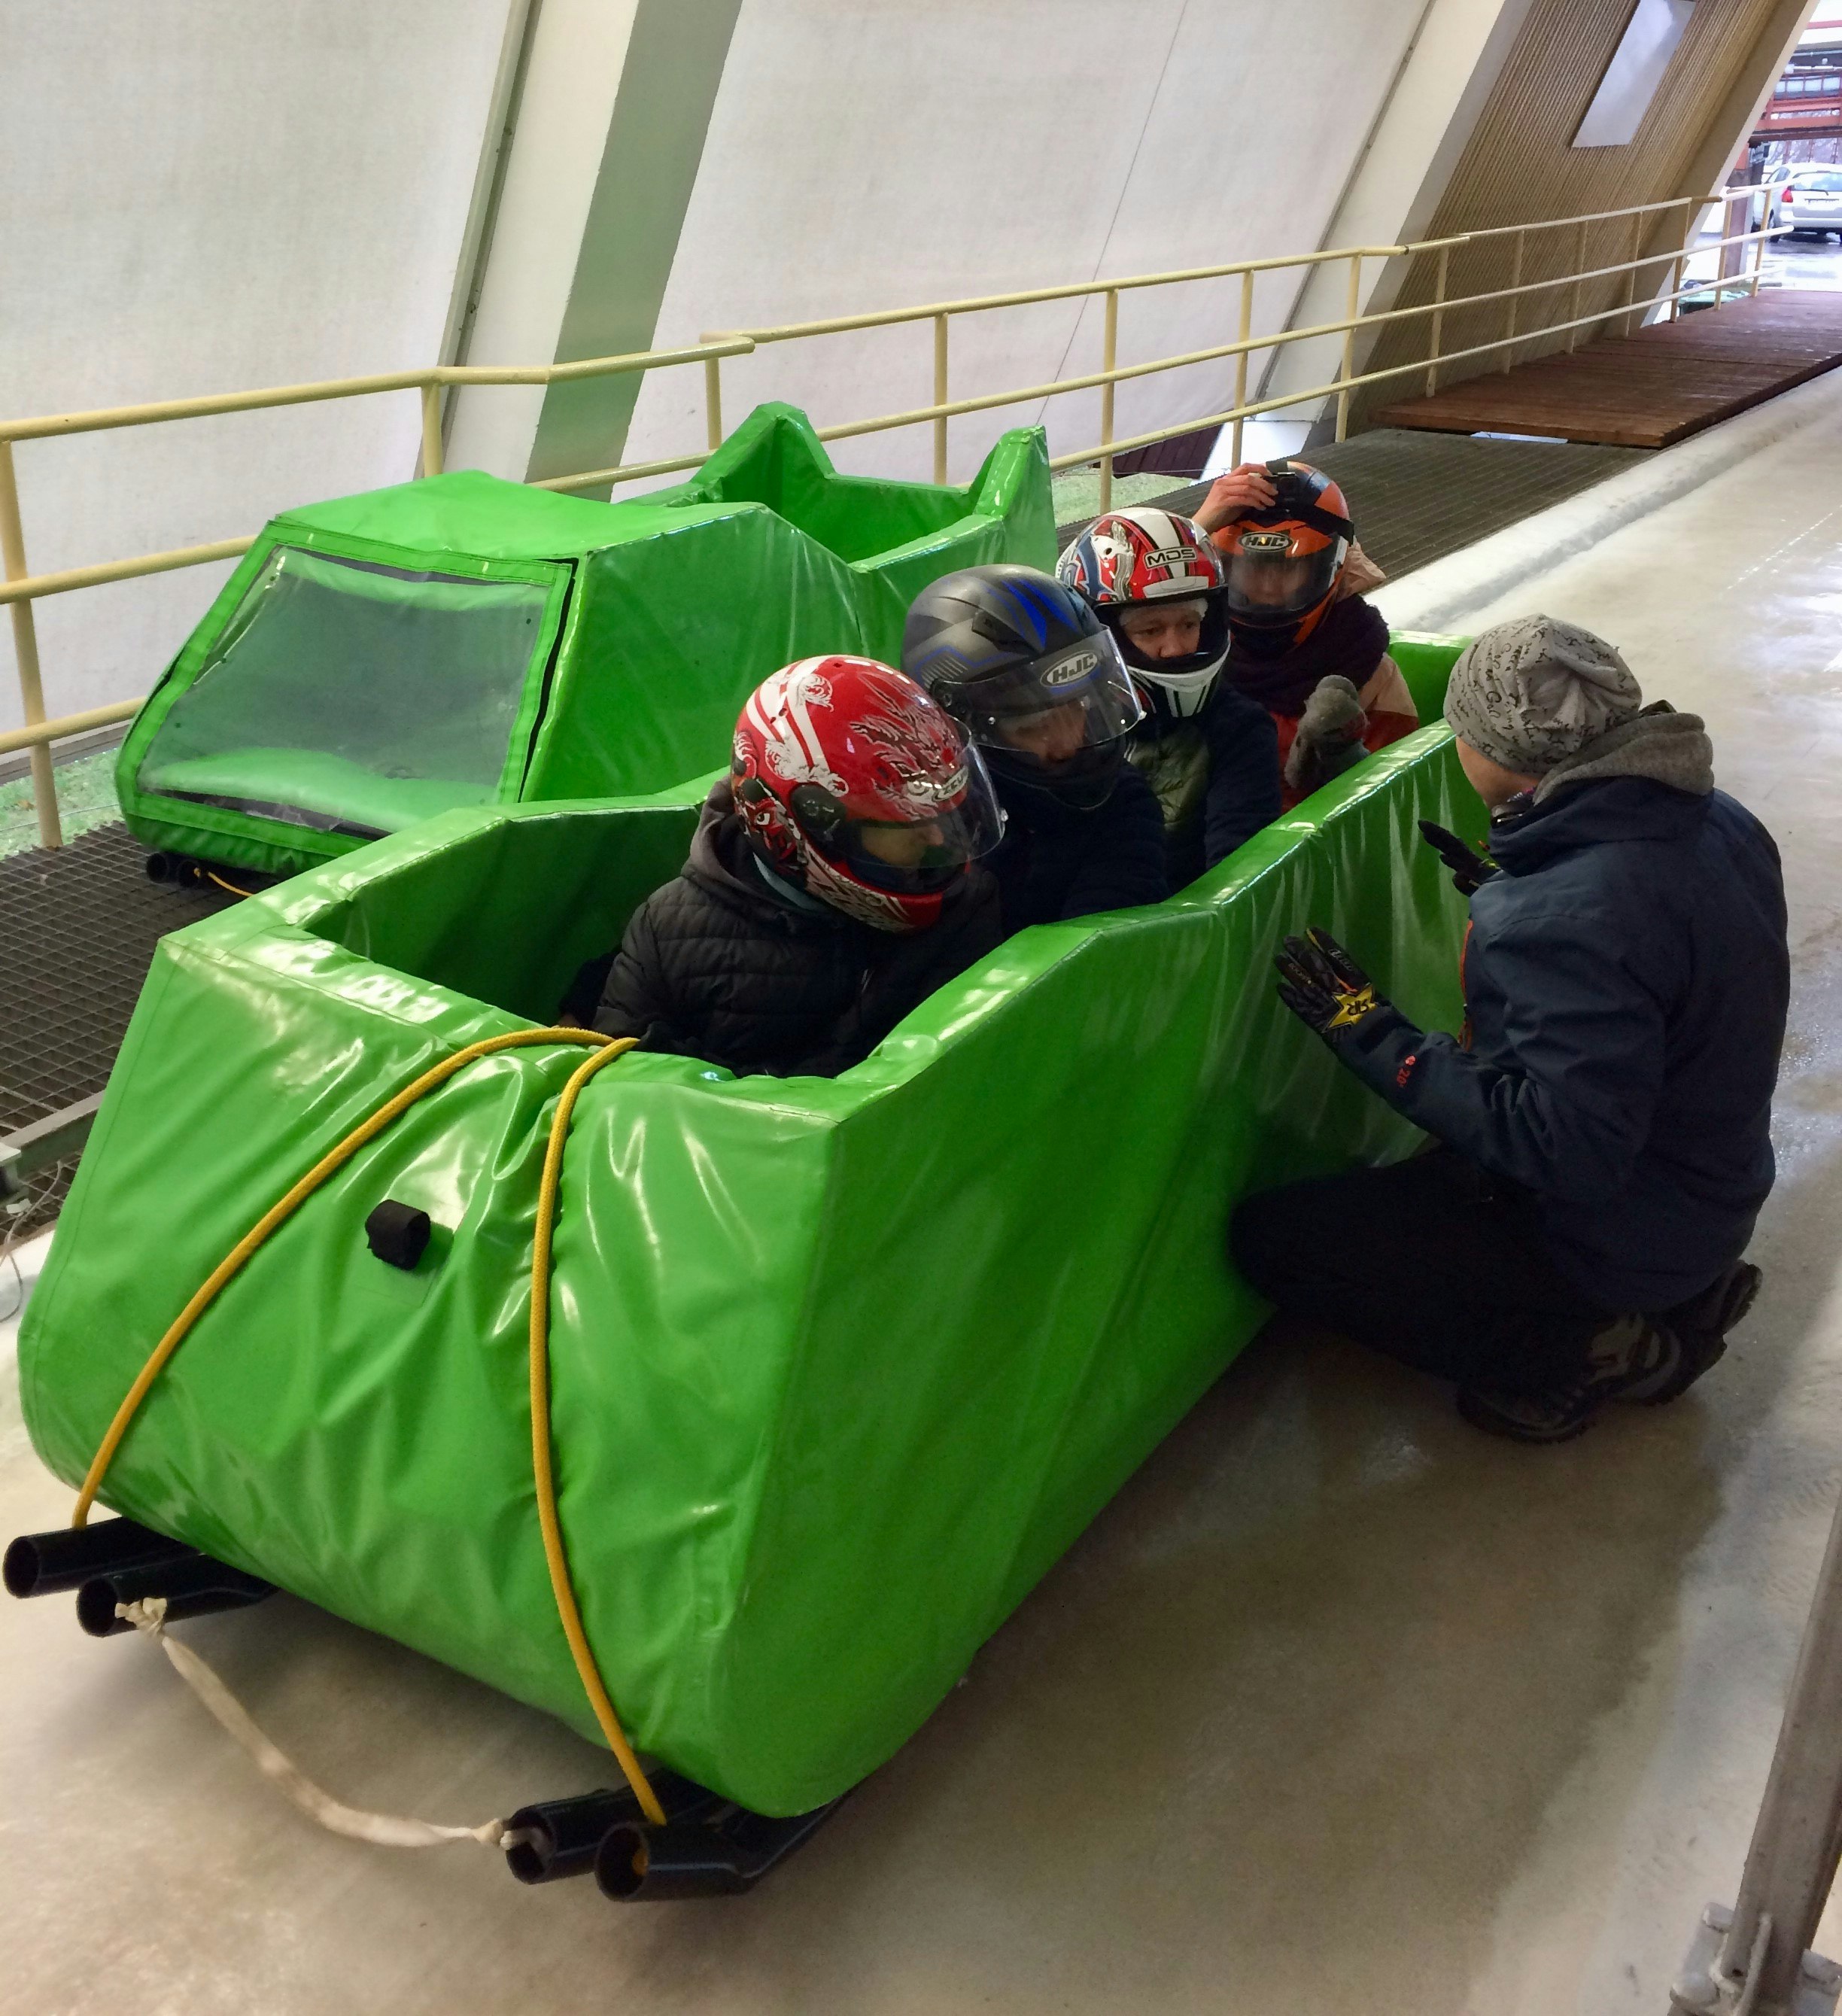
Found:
<box><xmin>136</xmin><ymin>546</ymin><xmax>558</xmax><ymax>835</ymax></box>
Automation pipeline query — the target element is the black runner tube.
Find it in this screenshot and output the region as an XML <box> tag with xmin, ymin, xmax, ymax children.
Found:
<box><xmin>76</xmin><ymin>1554</ymin><xmax>275</xmax><ymax>1637</ymax></box>
<box><xmin>5</xmin><ymin>1517</ymin><xmax>196</xmax><ymax>1599</ymax></box>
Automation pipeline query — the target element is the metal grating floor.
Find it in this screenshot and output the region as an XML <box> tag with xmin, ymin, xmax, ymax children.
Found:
<box><xmin>0</xmin><ymin>822</ymin><xmax>236</xmax><ymax>1234</ymax></box>
<box><xmin>1056</xmin><ymin>426</ymin><xmax>1648</xmax><ymax>577</ymax></box>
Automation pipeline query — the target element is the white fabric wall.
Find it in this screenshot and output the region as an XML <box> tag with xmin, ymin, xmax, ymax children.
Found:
<box><xmin>1</xmin><ymin>0</ymin><xmax>513</xmax><ymax>730</ymax></box>
<box><xmin>624</xmin><ymin>0</ymin><xmax>1427</xmax><ymax>485</ymax></box>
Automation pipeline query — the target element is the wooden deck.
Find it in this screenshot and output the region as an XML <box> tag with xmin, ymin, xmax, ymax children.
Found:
<box><xmin>1373</xmin><ymin>290</ymin><xmax>1842</xmax><ymax>449</ymax></box>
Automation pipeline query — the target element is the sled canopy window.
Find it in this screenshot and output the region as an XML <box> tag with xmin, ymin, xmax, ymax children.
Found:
<box><xmin>135</xmin><ymin>546</ymin><xmax>557</xmax><ymax>836</ymax></box>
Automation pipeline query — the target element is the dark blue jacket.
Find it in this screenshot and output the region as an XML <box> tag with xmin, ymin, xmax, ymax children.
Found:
<box><xmin>1200</xmin><ymin>683</ymin><xmax>1286</xmax><ymax>868</ymax></box>
<box><xmin>1342</xmin><ymin>773</ymin><xmax>1788</xmax><ymax>1310</ymax></box>
<box><xmin>989</xmin><ymin>761</ymin><xmax>1168</xmax><ymax>932</ymax></box>
<box><xmin>1129</xmin><ymin>682</ymin><xmax>1281</xmax><ymax>889</ymax></box>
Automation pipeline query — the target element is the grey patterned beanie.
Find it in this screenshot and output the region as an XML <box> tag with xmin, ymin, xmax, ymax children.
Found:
<box><xmin>1444</xmin><ymin>616</ymin><xmax>1643</xmax><ymax>774</ymax></box>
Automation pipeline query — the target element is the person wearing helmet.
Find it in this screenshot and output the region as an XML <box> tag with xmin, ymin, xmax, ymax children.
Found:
<box><xmin>589</xmin><ymin>656</ymin><xmax>1004</xmax><ymax>1078</ymax></box>
<box><xmin>1193</xmin><ymin>460</ymin><xmax>1418</xmax><ymax>808</ymax></box>
<box><xmin>1056</xmin><ymin>507</ymin><xmax>1281</xmax><ymax>888</ymax></box>
<box><xmin>901</xmin><ymin>564</ymin><xmax>1167</xmax><ymax>932</ymax></box>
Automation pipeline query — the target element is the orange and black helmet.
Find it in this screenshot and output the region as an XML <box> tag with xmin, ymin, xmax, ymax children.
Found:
<box><xmin>1212</xmin><ymin>460</ymin><xmax>1354</xmax><ymax>652</ymax></box>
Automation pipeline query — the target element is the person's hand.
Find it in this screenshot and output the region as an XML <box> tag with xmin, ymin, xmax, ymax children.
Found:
<box><xmin>1417</xmin><ymin>819</ymin><xmax>1499</xmax><ymax>895</ymax></box>
<box><xmin>1273</xmin><ymin>927</ymin><xmax>1394</xmax><ymax>1047</ymax></box>
<box><xmin>1190</xmin><ymin>462</ymin><xmax>1278</xmax><ymax>535</ymax></box>
<box><xmin>1284</xmin><ymin>675</ymin><xmax>1367</xmax><ymax>795</ymax></box>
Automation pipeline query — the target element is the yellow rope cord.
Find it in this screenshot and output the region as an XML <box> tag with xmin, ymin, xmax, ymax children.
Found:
<box><xmin>70</xmin><ymin>1022</ymin><xmax>664</xmax><ymax>1822</ymax></box>
<box><xmin>205</xmin><ymin>869</ymin><xmax>257</xmax><ymax>899</ymax></box>
<box><xmin>525</xmin><ymin>1036</ymin><xmax>664</xmax><ymax>1825</ymax></box>
<box><xmin>73</xmin><ymin>1027</ymin><xmax>602</xmax><ymax>1525</ymax></box>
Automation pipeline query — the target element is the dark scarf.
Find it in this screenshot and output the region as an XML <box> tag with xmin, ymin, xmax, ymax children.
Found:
<box><xmin>1224</xmin><ymin>595</ymin><xmax>1391</xmax><ymax>718</ymax></box>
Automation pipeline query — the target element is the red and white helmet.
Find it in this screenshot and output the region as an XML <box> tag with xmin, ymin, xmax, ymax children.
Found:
<box><xmin>1057</xmin><ymin>507</ymin><xmax>1231</xmax><ymax>720</ymax></box>
<box><xmin>731</xmin><ymin>656</ymin><xmax>1004</xmax><ymax>933</ymax></box>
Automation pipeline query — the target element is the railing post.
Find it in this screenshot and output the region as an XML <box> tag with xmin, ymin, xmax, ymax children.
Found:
<box><xmin>1682</xmin><ymin>1478</ymin><xmax>1842</xmax><ymax>2013</ymax></box>
<box><xmin>1425</xmin><ymin>243</ymin><xmax>1450</xmax><ymax>396</ymax></box>
<box><xmin>932</xmin><ymin>313</ymin><xmax>949</xmax><ymax>485</ymax></box>
<box><xmin>0</xmin><ymin>439</ymin><xmax>61</xmax><ymax>850</ymax></box>
<box><xmin>1231</xmin><ymin>269</ymin><xmax>1253</xmax><ymax>466</ymax></box>
<box><xmin>1502</xmin><ymin>228</ymin><xmax>1524</xmax><ymax>372</ymax></box>
<box><xmin>1669</xmin><ymin>199</ymin><xmax>1689</xmax><ymax>321</ymax></box>
<box><xmin>704</xmin><ymin>355</ymin><xmax>724</xmax><ymax>452</ymax></box>
<box><xmin>1335</xmin><ymin>252</ymin><xmax>1360</xmax><ymax>442</ymax></box>
<box><xmin>419</xmin><ymin>382</ymin><xmax>444</xmax><ymax>478</ymax></box>
<box><xmin>1567</xmin><ymin>217</ymin><xmax>1588</xmax><ymax>351</ymax></box>
<box><xmin>1099</xmin><ymin>287</ymin><xmax>1118</xmax><ymax>512</ymax></box>
<box><xmin>1624</xmin><ymin>211</ymin><xmax>1642</xmax><ymax>336</ymax></box>
<box><xmin>1751</xmin><ymin>202</ymin><xmax>1767</xmax><ymax>300</ymax></box>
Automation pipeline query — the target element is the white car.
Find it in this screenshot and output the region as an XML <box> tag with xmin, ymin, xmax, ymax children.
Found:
<box><xmin>1753</xmin><ymin>168</ymin><xmax>1842</xmax><ymax>238</ymax></box>
<box><xmin>1775</xmin><ymin>170</ymin><xmax>1842</xmax><ymax>239</ymax></box>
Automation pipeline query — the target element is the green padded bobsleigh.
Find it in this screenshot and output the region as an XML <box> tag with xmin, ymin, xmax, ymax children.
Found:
<box><xmin>26</xmin><ymin>637</ymin><xmax>1476</xmax><ymax>1818</ymax></box>
<box><xmin>114</xmin><ymin>403</ymin><xmax>1054</xmax><ymax>881</ymax></box>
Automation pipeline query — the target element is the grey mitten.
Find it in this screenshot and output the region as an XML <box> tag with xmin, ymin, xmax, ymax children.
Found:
<box><xmin>1284</xmin><ymin>675</ymin><xmax>1367</xmax><ymax>794</ymax></box>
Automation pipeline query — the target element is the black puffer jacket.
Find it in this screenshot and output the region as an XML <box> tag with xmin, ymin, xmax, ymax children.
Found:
<box><xmin>989</xmin><ymin>761</ymin><xmax>1167</xmax><ymax>932</ymax></box>
<box><xmin>593</xmin><ymin>783</ymin><xmax>1004</xmax><ymax>1078</ymax></box>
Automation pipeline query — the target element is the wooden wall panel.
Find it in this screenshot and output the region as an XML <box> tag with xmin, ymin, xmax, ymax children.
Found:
<box><xmin>1354</xmin><ymin>0</ymin><xmax>1789</xmax><ymax>422</ymax></box>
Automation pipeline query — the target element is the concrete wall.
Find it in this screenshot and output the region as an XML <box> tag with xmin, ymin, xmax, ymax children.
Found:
<box><xmin>617</xmin><ymin>0</ymin><xmax>1430</xmax><ymax>487</ymax></box>
<box><xmin>1</xmin><ymin>0</ymin><xmax>514</xmax><ymax>731</ymax></box>
<box><xmin>14</xmin><ymin>0</ymin><xmax>1792</xmax><ymax>738</ymax></box>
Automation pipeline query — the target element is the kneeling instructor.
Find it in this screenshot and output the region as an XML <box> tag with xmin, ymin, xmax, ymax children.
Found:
<box><xmin>1231</xmin><ymin>616</ymin><xmax>1789</xmax><ymax>1443</ymax></box>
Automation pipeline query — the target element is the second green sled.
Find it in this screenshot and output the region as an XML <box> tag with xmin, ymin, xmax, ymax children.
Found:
<box><xmin>114</xmin><ymin>403</ymin><xmax>1055</xmax><ymax>881</ymax></box>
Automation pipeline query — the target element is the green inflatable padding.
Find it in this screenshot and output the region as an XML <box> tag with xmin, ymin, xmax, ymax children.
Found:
<box><xmin>24</xmin><ymin>635</ymin><xmax>1476</xmax><ymax>1817</ymax></box>
<box><xmin>117</xmin><ymin>403</ymin><xmax>1055</xmax><ymax>879</ymax></box>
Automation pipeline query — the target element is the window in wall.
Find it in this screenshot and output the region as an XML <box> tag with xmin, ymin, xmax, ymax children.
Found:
<box><xmin>1573</xmin><ymin>0</ymin><xmax>1697</xmax><ymax>147</ymax></box>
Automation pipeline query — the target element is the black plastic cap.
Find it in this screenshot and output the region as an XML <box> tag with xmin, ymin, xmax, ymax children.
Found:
<box><xmin>365</xmin><ymin>1200</ymin><xmax>431</xmax><ymax>1272</ymax></box>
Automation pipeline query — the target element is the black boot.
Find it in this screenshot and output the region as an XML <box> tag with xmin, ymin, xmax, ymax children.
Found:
<box><xmin>1457</xmin><ymin>1315</ymin><xmax>1681</xmax><ymax>1444</ymax></box>
<box><xmin>1621</xmin><ymin>1261</ymin><xmax>1762</xmax><ymax>1407</ymax></box>
<box><xmin>1457</xmin><ymin>1264</ymin><xmax>1761</xmax><ymax>1446</ymax></box>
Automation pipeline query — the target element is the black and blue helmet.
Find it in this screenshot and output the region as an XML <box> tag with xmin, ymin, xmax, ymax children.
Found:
<box><xmin>901</xmin><ymin>566</ymin><xmax>1143</xmax><ymax>804</ymax></box>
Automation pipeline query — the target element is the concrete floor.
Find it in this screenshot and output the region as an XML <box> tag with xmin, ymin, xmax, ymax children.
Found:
<box><xmin>8</xmin><ymin>369</ymin><xmax>1842</xmax><ymax>2011</ymax></box>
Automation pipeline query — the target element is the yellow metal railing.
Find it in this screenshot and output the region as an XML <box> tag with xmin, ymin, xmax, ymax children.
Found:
<box><xmin>2</xmin><ymin>187</ymin><xmax>1778</xmax><ymax>847</ymax></box>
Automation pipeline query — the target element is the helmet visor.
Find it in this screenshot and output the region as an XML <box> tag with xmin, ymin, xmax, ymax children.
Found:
<box><xmin>1223</xmin><ymin>539</ymin><xmax>1343</xmax><ymax>628</ymax></box>
<box><xmin>825</xmin><ymin>746</ymin><xmax>1006</xmax><ymax>897</ymax></box>
<box><xmin>955</xmin><ymin>628</ymin><xmax>1144</xmax><ymax>777</ymax></box>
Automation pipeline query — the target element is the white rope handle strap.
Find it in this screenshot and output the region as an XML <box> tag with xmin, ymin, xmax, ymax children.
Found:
<box><xmin>119</xmin><ymin>1600</ymin><xmax>516</xmax><ymax>1851</ymax></box>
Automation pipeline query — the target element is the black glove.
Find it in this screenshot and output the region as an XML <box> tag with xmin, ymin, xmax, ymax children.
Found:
<box><xmin>1274</xmin><ymin>927</ymin><xmax>1397</xmax><ymax>1046</ymax></box>
<box><xmin>1417</xmin><ymin>819</ymin><xmax>1498</xmax><ymax>896</ymax></box>
<box><xmin>1284</xmin><ymin>676</ymin><xmax>1367</xmax><ymax>796</ymax></box>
